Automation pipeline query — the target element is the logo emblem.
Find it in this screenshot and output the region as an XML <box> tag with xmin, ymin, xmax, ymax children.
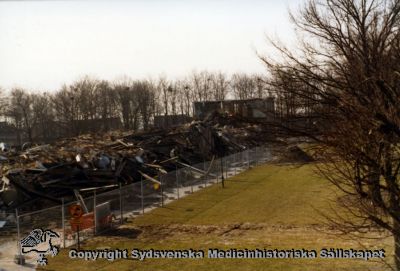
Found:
<box><xmin>20</xmin><ymin>228</ymin><xmax>60</xmax><ymax>266</ymax></box>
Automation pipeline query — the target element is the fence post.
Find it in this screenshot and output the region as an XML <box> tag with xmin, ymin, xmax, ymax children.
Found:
<box><xmin>241</xmin><ymin>150</ymin><xmax>244</xmax><ymax>171</ymax></box>
<box><xmin>62</xmin><ymin>198</ymin><xmax>66</xmax><ymax>248</ymax></box>
<box><xmin>225</xmin><ymin>157</ymin><xmax>228</xmax><ymax>178</ymax></box>
<box><xmin>255</xmin><ymin>147</ymin><xmax>258</xmax><ymax>166</ymax></box>
<box><xmin>93</xmin><ymin>191</ymin><xmax>97</xmax><ymax>235</ymax></box>
<box><xmin>216</xmin><ymin>158</ymin><xmax>219</xmax><ymax>184</ymax></box>
<box><xmin>247</xmin><ymin>149</ymin><xmax>250</xmax><ymax>169</ymax></box>
<box><xmin>141</xmin><ymin>176</ymin><xmax>144</xmax><ymax>214</ymax></box>
<box><xmin>220</xmin><ymin>157</ymin><xmax>225</xmax><ymax>188</ymax></box>
<box><xmin>190</xmin><ymin>168</ymin><xmax>194</xmax><ymax>193</ymax></box>
<box><xmin>16</xmin><ymin>208</ymin><xmax>22</xmax><ymax>263</ymax></box>
<box><xmin>203</xmin><ymin>160</ymin><xmax>207</xmax><ymax>187</ymax></box>
<box><xmin>119</xmin><ymin>183</ymin><xmax>123</xmax><ymax>224</ymax></box>
<box><xmin>160</xmin><ymin>175</ymin><xmax>164</xmax><ymax>207</ymax></box>
<box><xmin>176</xmin><ymin>166</ymin><xmax>180</xmax><ymax>200</ymax></box>
<box><xmin>234</xmin><ymin>152</ymin><xmax>237</xmax><ymax>175</ymax></box>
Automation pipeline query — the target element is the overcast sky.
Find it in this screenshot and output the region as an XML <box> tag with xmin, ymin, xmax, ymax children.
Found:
<box><xmin>0</xmin><ymin>0</ymin><xmax>300</xmax><ymax>91</ymax></box>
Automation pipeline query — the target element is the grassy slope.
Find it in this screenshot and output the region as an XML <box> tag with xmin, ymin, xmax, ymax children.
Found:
<box><xmin>133</xmin><ymin>164</ymin><xmax>333</xmax><ymax>226</ymax></box>
<box><xmin>42</xmin><ymin>164</ymin><xmax>392</xmax><ymax>271</ymax></box>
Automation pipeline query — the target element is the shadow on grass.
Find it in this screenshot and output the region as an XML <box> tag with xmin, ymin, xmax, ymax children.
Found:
<box><xmin>101</xmin><ymin>227</ymin><xmax>142</xmax><ymax>239</ymax></box>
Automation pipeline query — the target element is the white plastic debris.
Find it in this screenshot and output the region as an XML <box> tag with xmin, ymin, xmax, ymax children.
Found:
<box><xmin>0</xmin><ymin>143</ymin><xmax>8</xmax><ymax>152</ymax></box>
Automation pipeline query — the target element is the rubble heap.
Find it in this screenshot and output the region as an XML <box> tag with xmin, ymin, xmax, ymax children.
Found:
<box><xmin>0</xmin><ymin>113</ymin><xmax>274</xmax><ymax>211</ymax></box>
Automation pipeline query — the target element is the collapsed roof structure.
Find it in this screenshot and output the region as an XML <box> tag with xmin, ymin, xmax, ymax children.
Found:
<box><xmin>0</xmin><ymin>113</ymin><xmax>275</xmax><ymax>212</ymax></box>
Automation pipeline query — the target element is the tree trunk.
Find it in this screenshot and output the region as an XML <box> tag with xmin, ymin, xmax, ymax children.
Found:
<box><xmin>27</xmin><ymin>127</ymin><xmax>33</xmax><ymax>143</ymax></box>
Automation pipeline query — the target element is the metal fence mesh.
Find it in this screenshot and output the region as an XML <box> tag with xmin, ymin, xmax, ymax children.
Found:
<box><xmin>0</xmin><ymin>146</ymin><xmax>271</xmax><ymax>267</ymax></box>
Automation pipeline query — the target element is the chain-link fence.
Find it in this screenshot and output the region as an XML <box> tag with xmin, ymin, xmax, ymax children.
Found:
<box><xmin>0</xmin><ymin>146</ymin><xmax>272</xmax><ymax>268</ymax></box>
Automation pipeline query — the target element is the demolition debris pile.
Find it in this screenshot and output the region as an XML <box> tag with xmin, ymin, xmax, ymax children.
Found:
<box><xmin>0</xmin><ymin>113</ymin><xmax>273</xmax><ymax>212</ymax></box>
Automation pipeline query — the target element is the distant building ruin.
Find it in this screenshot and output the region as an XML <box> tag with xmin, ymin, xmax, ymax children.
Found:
<box><xmin>193</xmin><ymin>98</ymin><xmax>275</xmax><ymax>120</ymax></box>
<box><xmin>154</xmin><ymin>115</ymin><xmax>193</xmax><ymax>129</ymax></box>
<box><xmin>72</xmin><ymin>117</ymin><xmax>122</xmax><ymax>134</ymax></box>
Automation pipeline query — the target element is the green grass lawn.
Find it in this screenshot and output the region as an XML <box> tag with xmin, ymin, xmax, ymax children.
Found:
<box><xmin>41</xmin><ymin>164</ymin><xmax>393</xmax><ymax>271</ymax></box>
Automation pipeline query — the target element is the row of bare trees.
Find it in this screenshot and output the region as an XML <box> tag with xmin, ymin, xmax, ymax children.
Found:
<box><xmin>0</xmin><ymin>72</ymin><xmax>270</xmax><ymax>143</ymax></box>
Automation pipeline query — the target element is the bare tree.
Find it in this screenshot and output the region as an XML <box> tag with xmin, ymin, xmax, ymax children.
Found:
<box><xmin>6</xmin><ymin>89</ymin><xmax>35</xmax><ymax>143</ymax></box>
<box><xmin>180</xmin><ymin>80</ymin><xmax>194</xmax><ymax>116</ymax></box>
<box><xmin>211</xmin><ymin>72</ymin><xmax>229</xmax><ymax>101</ymax></box>
<box><xmin>190</xmin><ymin>71</ymin><xmax>213</xmax><ymax>102</ymax></box>
<box><xmin>113</xmin><ymin>80</ymin><xmax>136</xmax><ymax>130</ymax></box>
<box><xmin>169</xmin><ymin>83</ymin><xmax>178</xmax><ymax>116</ymax></box>
<box><xmin>112</xmin><ymin>78</ymin><xmax>157</xmax><ymax>131</ymax></box>
<box><xmin>254</xmin><ymin>75</ymin><xmax>267</xmax><ymax>98</ymax></box>
<box><xmin>31</xmin><ymin>92</ymin><xmax>55</xmax><ymax>142</ymax></box>
<box><xmin>52</xmin><ymin>85</ymin><xmax>78</xmax><ymax>136</ymax></box>
<box><xmin>0</xmin><ymin>88</ymin><xmax>6</xmax><ymax>117</ymax></box>
<box><xmin>148</xmin><ymin>78</ymin><xmax>162</xmax><ymax>117</ymax></box>
<box><xmin>96</xmin><ymin>80</ymin><xmax>118</xmax><ymax>131</ymax></box>
<box><xmin>261</xmin><ymin>0</ymin><xmax>400</xmax><ymax>269</ymax></box>
<box><xmin>231</xmin><ymin>73</ymin><xmax>256</xmax><ymax>100</ymax></box>
<box><xmin>70</xmin><ymin>76</ymin><xmax>101</xmax><ymax>133</ymax></box>
<box><xmin>158</xmin><ymin>76</ymin><xmax>170</xmax><ymax>116</ymax></box>
<box><xmin>134</xmin><ymin>80</ymin><xmax>155</xmax><ymax>130</ymax></box>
